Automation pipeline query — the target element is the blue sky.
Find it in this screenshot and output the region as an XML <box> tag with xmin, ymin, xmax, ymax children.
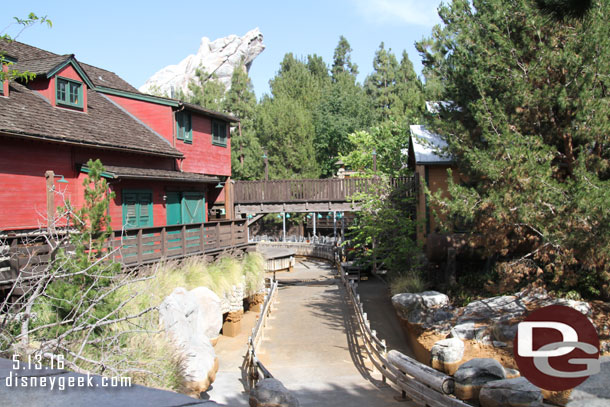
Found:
<box><xmin>3</xmin><ymin>0</ymin><xmax>443</xmax><ymax>98</ymax></box>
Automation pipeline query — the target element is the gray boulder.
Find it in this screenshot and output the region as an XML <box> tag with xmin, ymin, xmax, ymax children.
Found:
<box><xmin>159</xmin><ymin>287</ymin><xmax>219</xmax><ymax>395</ymax></box>
<box><xmin>431</xmin><ymin>337</ymin><xmax>464</xmax><ymax>375</ymax></box>
<box><xmin>454</xmin><ymin>358</ymin><xmax>506</xmax><ymax>401</ymax></box>
<box><xmin>479</xmin><ymin>377</ymin><xmax>543</xmax><ymax>407</ymax></box>
<box><xmin>392</xmin><ymin>291</ymin><xmax>454</xmax><ymax>331</ymax></box>
<box><xmin>190</xmin><ymin>286</ymin><xmax>223</xmax><ymax>340</ymax></box>
<box><xmin>249</xmin><ymin>378</ymin><xmax>299</xmax><ymax>407</ymax></box>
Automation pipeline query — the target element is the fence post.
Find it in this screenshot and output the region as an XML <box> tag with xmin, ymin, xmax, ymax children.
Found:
<box><xmin>137</xmin><ymin>229</ymin><xmax>143</xmax><ymax>264</ymax></box>
<box><xmin>216</xmin><ymin>222</ymin><xmax>221</xmax><ymax>248</ymax></box>
<box><xmin>200</xmin><ymin>223</ymin><xmax>205</xmax><ymax>253</ymax></box>
<box><xmin>161</xmin><ymin>227</ymin><xmax>167</xmax><ymax>257</ymax></box>
<box><xmin>230</xmin><ymin>221</ymin><xmax>236</xmax><ymax>246</ymax></box>
<box><xmin>181</xmin><ymin>225</ymin><xmax>187</xmax><ymax>256</ymax></box>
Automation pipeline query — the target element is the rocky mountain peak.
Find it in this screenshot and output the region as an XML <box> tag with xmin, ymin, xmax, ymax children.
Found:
<box><xmin>139</xmin><ymin>28</ymin><xmax>265</xmax><ymax>97</ymax></box>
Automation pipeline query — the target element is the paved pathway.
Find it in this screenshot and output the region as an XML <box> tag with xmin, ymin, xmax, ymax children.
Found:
<box><xmin>257</xmin><ymin>259</ymin><xmax>415</xmax><ymax>407</ymax></box>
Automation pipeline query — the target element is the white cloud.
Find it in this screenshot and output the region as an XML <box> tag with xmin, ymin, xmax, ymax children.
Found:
<box><xmin>353</xmin><ymin>0</ymin><xmax>443</xmax><ymax>27</ymax></box>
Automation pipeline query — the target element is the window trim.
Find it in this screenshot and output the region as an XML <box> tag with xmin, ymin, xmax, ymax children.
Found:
<box><xmin>212</xmin><ymin>120</ymin><xmax>227</xmax><ymax>147</ymax></box>
<box><xmin>56</xmin><ymin>76</ymin><xmax>84</xmax><ymax>109</ymax></box>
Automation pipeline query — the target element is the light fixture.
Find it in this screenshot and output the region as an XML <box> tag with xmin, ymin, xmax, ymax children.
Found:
<box><xmin>215</xmin><ymin>181</ymin><xmax>224</xmax><ymax>188</ymax></box>
<box><xmin>55</xmin><ymin>174</ymin><xmax>69</xmax><ymax>184</ymax></box>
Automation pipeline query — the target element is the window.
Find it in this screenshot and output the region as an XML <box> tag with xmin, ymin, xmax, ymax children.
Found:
<box><xmin>56</xmin><ymin>77</ymin><xmax>83</xmax><ymax>108</ymax></box>
<box><xmin>176</xmin><ymin>111</ymin><xmax>192</xmax><ymax>143</ymax></box>
<box><xmin>212</xmin><ymin>120</ymin><xmax>227</xmax><ymax>147</ymax></box>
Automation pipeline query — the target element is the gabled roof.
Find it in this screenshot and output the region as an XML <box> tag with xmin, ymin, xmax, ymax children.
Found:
<box><xmin>182</xmin><ymin>102</ymin><xmax>239</xmax><ymax>123</ymax></box>
<box><xmin>13</xmin><ymin>54</ymin><xmax>95</xmax><ymax>88</ymax></box>
<box><xmin>0</xmin><ymin>81</ymin><xmax>182</xmax><ymax>158</ymax></box>
<box><xmin>0</xmin><ymin>39</ymin><xmax>138</xmax><ymax>93</ymax></box>
<box><xmin>409</xmin><ymin>125</ymin><xmax>454</xmax><ymax>165</ymax></box>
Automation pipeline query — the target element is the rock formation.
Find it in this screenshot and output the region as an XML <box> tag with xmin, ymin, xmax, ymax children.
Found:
<box><xmin>249</xmin><ymin>378</ymin><xmax>300</xmax><ymax>407</ymax></box>
<box><xmin>139</xmin><ymin>28</ymin><xmax>265</xmax><ymax>97</ymax></box>
<box><xmin>158</xmin><ymin>287</ymin><xmax>220</xmax><ymax>395</ymax></box>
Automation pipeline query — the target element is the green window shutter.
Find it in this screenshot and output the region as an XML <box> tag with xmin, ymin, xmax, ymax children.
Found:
<box><xmin>122</xmin><ymin>190</ymin><xmax>154</xmax><ymax>228</ymax></box>
<box><xmin>123</xmin><ymin>192</ymin><xmax>139</xmax><ymax>228</ymax></box>
<box><xmin>138</xmin><ymin>193</ymin><xmax>153</xmax><ymax>227</ymax></box>
<box><xmin>184</xmin><ymin>113</ymin><xmax>192</xmax><ymax>143</ymax></box>
<box><xmin>176</xmin><ymin>112</ymin><xmax>184</xmax><ymax>140</ymax></box>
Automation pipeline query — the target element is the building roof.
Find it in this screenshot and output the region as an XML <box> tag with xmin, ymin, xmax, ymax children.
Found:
<box><xmin>182</xmin><ymin>102</ymin><xmax>239</xmax><ymax>123</ymax></box>
<box><xmin>409</xmin><ymin>125</ymin><xmax>454</xmax><ymax>165</ymax></box>
<box><xmin>81</xmin><ymin>164</ymin><xmax>220</xmax><ymax>183</ymax></box>
<box><xmin>1</xmin><ymin>39</ymin><xmax>138</xmax><ymax>92</ymax></box>
<box><xmin>0</xmin><ymin>81</ymin><xmax>182</xmax><ymax>158</ymax></box>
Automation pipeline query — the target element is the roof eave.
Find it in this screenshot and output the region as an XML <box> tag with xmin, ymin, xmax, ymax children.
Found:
<box><xmin>0</xmin><ymin>130</ymin><xmax>184</xmax><ymax>159</ymax></box>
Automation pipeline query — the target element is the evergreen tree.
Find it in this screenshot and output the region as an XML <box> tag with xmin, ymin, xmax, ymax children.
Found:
<box><xmin>364</xmin><ymin>42</ymin><xmax>400</xmax><ymax>122</ymax></box>
<box><xmin>182</xmin><ymin>66</ymin><xmax>225</xmax><ymax>111</ymax></box>
<box><xmin>222</xmin><ymin>63</ymin><xmax>263</xmax><ymax>180</ymax></box>
<box><xmin>393</xmin><ymin>51</ymin><xmax>425</xmax><ymax>124</ymax></box>
<box><xmin>331</xmin><ymin>35</ymin><xmax>358</xmax><ymax>79</ymax></box>
<box><xmin>421</xmin><ymin>0</ymin><xmax>610</xmax><ymax>297</ymax></box>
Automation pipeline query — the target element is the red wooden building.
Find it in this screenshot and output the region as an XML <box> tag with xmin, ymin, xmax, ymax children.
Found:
<box><xmin>0</xmin><ymin>40</ymin><xmax>237</xmax><ymax>234</ymax></box>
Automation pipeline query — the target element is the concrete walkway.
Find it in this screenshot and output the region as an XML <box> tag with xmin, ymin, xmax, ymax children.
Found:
<box><xmin>257</xmin><ymin>259</ymin><xmax>416</xmax><ymax>407</ymax></box>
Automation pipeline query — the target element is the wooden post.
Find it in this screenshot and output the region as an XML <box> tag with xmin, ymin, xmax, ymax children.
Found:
<box><xmin>137</xmin><ymin>229</ymin><xmax>143</xmax><ymax>264</ymax></box>
<box><xmin>224</xmin><ymin>178</ymin><xmax>234</xmax><ymax>220</ymax></box>
<box><xmin>215</xmin><ymin>222</ymin><xmax>221</xmax><ymax>248</ymax></box>
<box><xmin>181</xmin><ymin>225</ymin><xmax>187</xmax><ymax>256</ymax></box>
<box><xmin>230</xmin><ymin>221</ymin><xmax>235</xmax><ymax>246</ymax></box>
<box><xmin>200</xmin><ymin>223</ymin><xmax>205</xmax><ymax>252</ymax></box>
<box><xmin>45</xmin><ymin>171</ymin><xmax>55</xmax><ymax>230</ymax></box>
<box><xmin>161</xmin><ymin>227</ymin><xmax>167</xmax><ymax>257</ymax></box>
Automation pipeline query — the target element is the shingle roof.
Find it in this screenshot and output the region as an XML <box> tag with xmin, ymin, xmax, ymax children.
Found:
<box><xmin>182</xmin><ymin>102</ymin><xmax>239</xmax><ymax>123</ymax></box>
<box><xmin>409</xmin><ymin>125</ymin><xmax>454</xmax><ymax>165</ymax></box>
<box><xmin>0</xmin><ymin>81</ymin><xmax>182</xmax><ymax>158</ymax></box>
<box><xmin>0</xmin><ymin>40</ymin><xmax>138</xmax><ymax>92</ymax></box>
<box><xmin>82</xmin><ymin>164</ymin><xmax>220</xmax><ymax>183</ymax></box>
<box><xmin>12</xmin><ymin>54</ymin><xmax>72</xmax><ymax>76</ymax></box>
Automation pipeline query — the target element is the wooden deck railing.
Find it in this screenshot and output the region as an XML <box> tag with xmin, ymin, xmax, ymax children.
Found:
<box><xmin>234</xmin><ymin>175</ymin><xmax>417</xmax><ymax>204</ymax></box>
<box><xmin>110</xmin><ymin>219</ymin><xmax>249</xmax><ymax>266</ymax></box>
<box><xmin>2</xmin><ymin>220</ymin><xmax>249</xmax><ymax>279</ymax></box>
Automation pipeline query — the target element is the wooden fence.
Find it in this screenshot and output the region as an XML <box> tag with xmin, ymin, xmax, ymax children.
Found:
<box><xmin>2</xmin><ymin>219</ymin><xmax>249</xmax><ymax>283</ymax></box>
<box><xmin>234</xmin><ymin>176</ymin><xmax>417</xmax><ymax>204</ymax></box>
<box><xmin>339</xmin><ymin>263</ymin><xmax>470</xmax><ymax>406</ymax></box>
<box><xmin>245</xmin><ymin>278</ymin><xmax>278</xmax><ymax>387</ymax></box>
<box><xmin>109</xmin><ymin>219</ymin><xmax>249</xmax><ymax>267</ymax></box>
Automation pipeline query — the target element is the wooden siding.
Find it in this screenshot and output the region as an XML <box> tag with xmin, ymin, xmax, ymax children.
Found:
<box><xmin>0</xmin><ymin>138</ymin><xmax>76</xmax><ymax>230</ymax></box>
<box><xmin>105</xmin><ymin>94</ymin><xmax>175</xmax><ymax>145</ymax></box>
<box><xmin>0</xmin><ymin>137</ymin><xmax>209</xmax><ymax>232</ymax></box>
<box><xmin>180</xmin><ymin>114</ymin><xmax>231</xmax><ymax>176</ymax></box>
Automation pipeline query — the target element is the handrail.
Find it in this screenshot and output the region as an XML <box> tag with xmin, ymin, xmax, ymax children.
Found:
<box><xmin>338</xmin><ymin>263</ymin><xmax>470</xmax><ymax>407</ymax></box>
<box><xmin>234</xmin><ymin>175</ymin><xmax>417</xmax><ymax>204</ymax></box>
<box><xmin>245</xmin><ymin>278</ymin><xmax>278</xmax><ymax>387</ymax></box>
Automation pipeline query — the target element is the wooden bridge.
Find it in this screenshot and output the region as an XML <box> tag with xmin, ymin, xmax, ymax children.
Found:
<box><xmin>233</xmin><ymin>175</ymin><xmax>417</xmax><ymax>216</ymax></box>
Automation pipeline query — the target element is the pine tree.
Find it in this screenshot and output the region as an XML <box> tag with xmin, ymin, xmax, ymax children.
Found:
<box><xmin>421</xmin><ymin>0</ymin><xmax>610</xmax><ymax>297</ymax></box>
<box><xmin>222</xmin><ymin>63</ymin><xmax>263</xmax><ymax>180</ymax></box>
<box><xmin>364</xmin><ymin>42</ymin><xmax>400</xmax><ymax>122</ymax></box>
<box><xmin>331</xmin><ymin>35</ymin><xmax>358</xmax><ymax>79</ymax></box>
<box><xmin>183</xmin><ymin>66</ymin><xmax>226</xmax><ymax>111</ymax></box>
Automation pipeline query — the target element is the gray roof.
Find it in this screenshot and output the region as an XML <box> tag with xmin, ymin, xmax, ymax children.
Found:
<box><xmin>409</xmin><ymin>125</ymin><xmax>454</xmax><ymax>165</ymax></box>
<box><xmin>85</xmin><ymin>164</ymin><xmax>220</xmax><ymax>183</ymax></box>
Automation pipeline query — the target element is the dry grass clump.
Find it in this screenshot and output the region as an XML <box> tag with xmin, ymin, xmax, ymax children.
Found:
<box><xmin>113</xmin><ymin>252</ymin><xmax>265</xmax><ymax>391</ymax></box>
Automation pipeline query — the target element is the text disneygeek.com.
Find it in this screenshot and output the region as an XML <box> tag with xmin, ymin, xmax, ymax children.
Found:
<box><xmin>5</xmin><ymin>354</ymin><xmax>131</xmax><ymax>390</ymax></box>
